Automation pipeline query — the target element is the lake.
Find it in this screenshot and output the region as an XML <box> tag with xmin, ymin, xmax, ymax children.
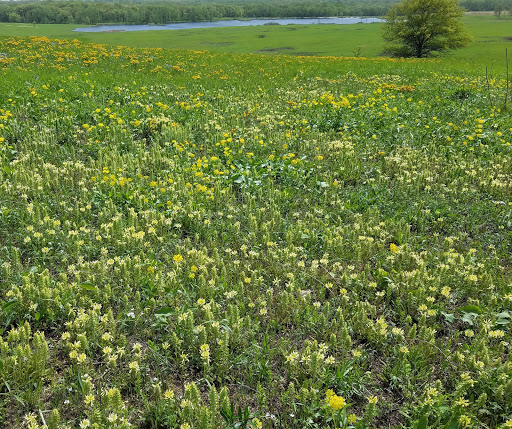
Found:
<box><xmin>74</xmin><ymin>17</ymin><xmax>383</xmax><ymax>33</ymax></box>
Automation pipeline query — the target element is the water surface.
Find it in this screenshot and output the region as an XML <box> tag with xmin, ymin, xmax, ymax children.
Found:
<box><xmin>74</xmin><ymin>17</ymin><xmax>383</xmax><ymax>33</ymax></box>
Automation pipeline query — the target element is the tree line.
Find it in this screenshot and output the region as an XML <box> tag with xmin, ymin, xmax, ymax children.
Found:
<box><xmin>0</xmin><ymin>0</ymin><xmax>509</xmax><ymax>25</ymax></box>
<box><xmin>0</xmin><ymin>1</ymin><xmax>390</xmax><ymax>24</ymax></box>
<box><xmin>462</xmin><ymin>0</ymin><xmax>512</xmax><ymax>10</ymax></box>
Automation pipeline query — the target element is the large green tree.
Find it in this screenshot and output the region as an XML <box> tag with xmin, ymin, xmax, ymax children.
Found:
<box><xmin>383</xmin><ymin>0</ymin><xmax>472</xmax><ymax>58</ymax></box>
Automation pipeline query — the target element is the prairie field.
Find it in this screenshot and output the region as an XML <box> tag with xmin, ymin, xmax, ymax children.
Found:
<box><xmin>0</xmin><ymin>21</ymin><xmax>512</xmax><ymax>429</ymax></box>
<box><xmin>0</xmin><ymin>15</ymin><xmax>511</xmax><ymax>65</ymax></box>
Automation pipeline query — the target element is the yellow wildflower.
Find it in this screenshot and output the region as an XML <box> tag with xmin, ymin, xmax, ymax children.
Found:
<box><xmin>328</xmin><ymin>394</ymin><xmax>346</xmax><ymax>410</ymax></box>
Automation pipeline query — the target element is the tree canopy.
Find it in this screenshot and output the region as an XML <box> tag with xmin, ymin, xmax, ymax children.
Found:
<box><xmin>382</xmin><ymin>0</ymin><xmax>472</xmax><ymax>58</ymax></box>
<box><xmin>0</xmin><ymin>1</ymin><xmax>392</xmax><ymax>25</ymax></box>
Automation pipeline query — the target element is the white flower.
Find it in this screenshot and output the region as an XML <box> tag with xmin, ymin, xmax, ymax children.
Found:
<box><xmin>79</xmin><ymin>419</ymin><xmax>91</xmax><ymax>429</ymax></box>
<box><xmin>107</xmin><ymin>413</ymin><xmax>118</xmax><ymax>423</ymax></box>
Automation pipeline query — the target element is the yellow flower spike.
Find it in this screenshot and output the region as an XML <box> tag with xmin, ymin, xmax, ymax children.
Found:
<box><xmin>328</xmin><ymin>394</ymin><xmax>346</xmax><ymax>410</ymax></box>
<box><xmin>348</xmin><ymin>414</ymin><xmax>357</xmax><ymax>424</ymax></box>
<box><xmin>367</xmin><ymin>396</ymin><xmax>378</xmax><ymax>405</ymax></box>
<box><xmin>325</xmin><ymin>389</ymin><xmax>335</xmax><ymax>399</ymax></box>
<box><xmin>390</xmin><ymin>243</ymin><xmax>399</xmax><ymax>253</ymax></box>
<box><xmin>163</xmin><ymin>390</ymin><xmax>174</xmax><ymax>400</ymax></box>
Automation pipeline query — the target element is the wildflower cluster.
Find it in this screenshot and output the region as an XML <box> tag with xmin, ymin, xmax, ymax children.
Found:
<box><xmin>0</xmin><ymin>36</ymin><xmax>511</xmax><ymax>428</ymax></box>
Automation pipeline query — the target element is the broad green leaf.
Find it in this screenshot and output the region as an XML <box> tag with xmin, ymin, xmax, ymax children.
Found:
<box><xmin>458</xmin><ymin>305</ymin><xmax>482</xmax><ymax>314</ymax></box>
<box><xmin>79</xmin><ymin>282</ymin><xmax>97</xmax><ymax>292</ymax></box>
<box><xmin>444</xmin><ymin>415</ymin><xmax>460</xmax><ymax>429</ymax></box>
<box><xmin>415</xmin><ymin>415</ymin><xmax>428</xmax><ymax>429</ymax></box>
<box><xmin>441</xmin><ymin>312</ymin><xmax>456</xmax><ymax>323</ymax></box>
<box><xmin>461</xmin><ymin>312</ymin><xmax>478</xmax><ymax>326</ymax></box>
<box><xmin>2</xmin><ymin>300</ymin><xmax>17</xmax><ymax>313</ymax></box>
<box><xmin>25</xmin><ymin>266</ymin><xmax>38</xmax><ymax>275</ymax></box>
<box><xmin>155</xmin><ymin>307</ymin><xmax>174</xmax><ymax>316</ymax></box>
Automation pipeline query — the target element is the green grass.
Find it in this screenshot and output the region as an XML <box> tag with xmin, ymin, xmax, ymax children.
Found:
<box><xmin>74</xmin><ymin>23</ymin><xmax>385</xmax><ymax>57</ymax></box>
<box><xmin>0</xmin><ymin>13</ymin><xmax>511</xmax><ymax>429</ymax></box>
<box><xmin>451</xmin><ymin>15</ymin><xmax>512</xmax><ymax>69</ymax></box>
<box><xmin>0</xmin><ymin>23</ymin><xmax>82</xmax><ymax>38</ymax></box>
<box><xmin>0</xmin><ymin>14</ymin><xmax>511</xmax><ymax>68</ymax></box>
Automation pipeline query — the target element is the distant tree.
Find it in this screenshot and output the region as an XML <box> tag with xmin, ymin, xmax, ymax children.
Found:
<box><xmin>503</xmin><ymin>0</ymin><xmax>512</xmax><ymax>15</ymax></box>
<box><xmin>383</xmin><ymin>0</ymin><xmax>472</xmax><ymax>58</ymax></box>
<box><xmin>494</xmin><ymin>0</ymin><xmax>504</xmax><ymax>17</ymax></box>
<box><xmin>8</xmin><ymin>11</ymin><xmax>20</xmax><ymax>22</ymax></box>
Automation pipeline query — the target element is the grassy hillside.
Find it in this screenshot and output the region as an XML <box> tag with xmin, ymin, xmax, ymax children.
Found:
<box><xmin>0</xmin><ymin>19</ymin><xmax>511</xmax><ymax>429</ymax></box>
